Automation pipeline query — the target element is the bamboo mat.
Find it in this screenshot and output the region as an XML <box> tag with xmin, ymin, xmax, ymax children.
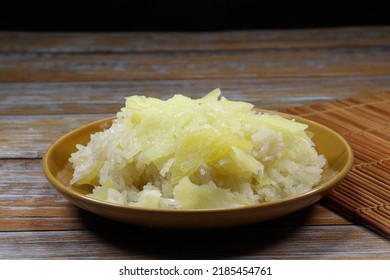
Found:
<box><xmin>282</xmin><ymin>92</ymin><xmax>390</xmax><ymax>237</ymax></box>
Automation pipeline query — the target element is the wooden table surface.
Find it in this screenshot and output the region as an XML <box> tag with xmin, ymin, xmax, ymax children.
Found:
<box><xmin>0</xmin><ymin>26</ymin><xmax>389</xmax><ymax>259</ymax></box>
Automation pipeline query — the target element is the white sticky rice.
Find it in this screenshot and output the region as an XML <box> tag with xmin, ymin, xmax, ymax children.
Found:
<box><xmin>69</xmin><ymin>89</ymin><xmax>326</xmax><ymax>209</ymax></box>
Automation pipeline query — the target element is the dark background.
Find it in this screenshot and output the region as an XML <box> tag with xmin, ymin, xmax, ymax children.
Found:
<box><xmin>1</xmin><ymin>0</ymin><xmax>389</xmax><ymax>31</ymax></box>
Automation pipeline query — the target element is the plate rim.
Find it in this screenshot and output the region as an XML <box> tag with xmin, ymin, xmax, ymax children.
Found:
<box><xmin>42</xmin><ymin>110</ymin><xmax>354</xmax><ymax>216</ymax></box>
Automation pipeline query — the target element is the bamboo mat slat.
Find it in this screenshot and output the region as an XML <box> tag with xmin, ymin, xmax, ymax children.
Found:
<box><xmin>282</xmin><ymin>92</ymin><xmax>390</xmax><ymax>236</ymax></box>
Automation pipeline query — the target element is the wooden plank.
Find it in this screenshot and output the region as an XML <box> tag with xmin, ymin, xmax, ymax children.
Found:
<box><xmin>1</xmin><ymin>76</ymin><xmax>390</xmax><ymax>115</ymax></box>
<box><xmin>0</xmin><ymin>225</ymin><xmax>388</xmax><ymax>259</ymax></box>
<box><xmin>0</xmin><ymin>114</ymin><xmax>109</xmax><ymax>158</ymax></box>
<box><xmin>0</xmin><ymin>205</ymin><xmax>349</xmax><ymax>232</ymax></box>
<box><xmin>1</xmin><ymin>48</ymin><xmax>389</xmax><ymax>82</ymax></box>
<box><xmin>1</xmin><ymin>27</ymin><xmax>389</xmax><ymax>53</ymax></box>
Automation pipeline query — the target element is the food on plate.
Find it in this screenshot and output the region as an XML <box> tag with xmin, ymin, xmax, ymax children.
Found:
<box><xmin>69</xmin><ymin>89</ymin><xmax>326</xmax><ymax>209</ymax></box>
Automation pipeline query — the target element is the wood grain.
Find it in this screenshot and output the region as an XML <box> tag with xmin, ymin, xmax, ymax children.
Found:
<box><xmin>1</xmin><ymin>76</ymin><xmax>390</xmax><ymax>115</ymax></box>
<box><xmin>0</xmin><ymin>115</ymin><xmax>109</xmax><ymax>158</ymax></box>
<box><xmin>0</xmin><ymin>225</ymin><xmax>388</xmax><ymax>259</ymax></box>
<box><xmin>1</xmin><ymin>27</ymin><xmax>389</xmax><ymax>53</ymax></box>
<box><xmin>1</xmin><ymin>48</ymin><xmax>389</xmax><ymax>82</ymax></box>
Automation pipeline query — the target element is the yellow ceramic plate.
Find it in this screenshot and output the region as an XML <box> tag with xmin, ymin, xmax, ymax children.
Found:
<box><xmin>42</xmin><ymin>110</ymin><xmax>353</xmax><ymax>229</ymax></box>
